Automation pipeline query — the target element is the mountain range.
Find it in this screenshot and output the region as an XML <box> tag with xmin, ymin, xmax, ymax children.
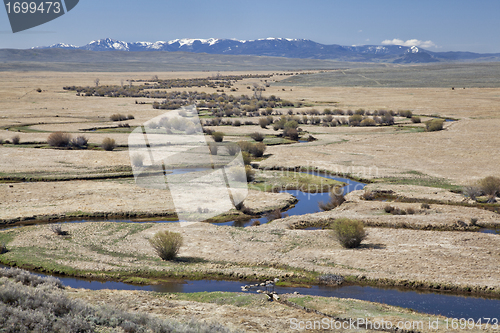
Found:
<box><xmin>32</xmin><ymin>38</ymin><xmax>500</xmax><ymax>63</ymax></box>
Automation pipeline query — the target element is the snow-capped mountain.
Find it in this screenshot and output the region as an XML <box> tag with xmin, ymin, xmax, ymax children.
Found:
<box><xmin>32</xmin><ymin>38</ymin><xmax>497</xmax><ymax>63</ymax></box>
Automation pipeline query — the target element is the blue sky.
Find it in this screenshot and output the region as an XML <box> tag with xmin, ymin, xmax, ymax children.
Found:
<box><xmin>1</xmin><ymin>0</ymin><xmax>500</xmax><ymax>53</ymax></box>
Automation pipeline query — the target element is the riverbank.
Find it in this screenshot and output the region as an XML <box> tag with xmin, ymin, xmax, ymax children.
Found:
<box><xmin>1</xmin><ymin>221</ymin><xmax>499</xmax><ymax>297</ymax></box>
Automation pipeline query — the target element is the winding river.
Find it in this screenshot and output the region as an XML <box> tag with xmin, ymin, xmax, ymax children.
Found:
<box><xmin>2</xmin><ymin>170</ymin><xmax>499</xmax><ymax>320</ymax></box>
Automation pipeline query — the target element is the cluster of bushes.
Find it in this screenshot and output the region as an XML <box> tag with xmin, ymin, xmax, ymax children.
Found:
<box><xmin>463</xmin><ymin>176</ymin><xmax>500</xmax><ymax>203</ymax></box>
<box><xmin>0</xmin><ymin>135</ymin><xmax>21</xmax><ymax>145</ymax></box>
<box><xmin>156</xmin><ymin>116</ymin><xmax>202</xmax><ymax>134</ymax></box>
<box><xmin>238</xmin><ymin>141</ymin><xmax>267</xmax><ymax>158</ymax></box>
<box><xmin>327</xmin><ymin>218</ymin><xmax>367</xmax><ymax>248</ymax></box>
<box><xmin>297</xmin><ymin>108</ymin><xmax>410</xmax><ymax>118</ymax></box>
<box><xmin>425</xmin><ymin>119</ymin><xmax>444</xmax><ymax>132</ymax></box>
<box><xmin>64</xmin><ymin>74</ymin><xmax>272</xmax><ymax>97</ymax></box>
<box><xmin>110</xmin><ymin>113</ymin><xmax>134</xmax><ymax>121</ymax></box>
<box><xmin>47</xmin><ymin>133</ymin><xmax>116</xmax><ymax>151</ymax></box>
<box><xmin>1</xmin><ymin>135</ymin><xmax>21</xmax><ymax>145</ymax></box>
<box><xmin>151</xmin><ymin>91</ymin><xmax>285</xmax><ymax>112</ymax></box>
<box><xmin>384</xmin><ymin>205</ymin><xmax>416</xmax><ymax>215</ymax></box>
<box><xmin>47</xmin><ymin>132</ymin><xmax>88</xmax><ymax>149</ymax></box>
<box><xmin>0</xmin><ymin>267</ymin><xmax>234</xmax><ymax>333</ymax></box>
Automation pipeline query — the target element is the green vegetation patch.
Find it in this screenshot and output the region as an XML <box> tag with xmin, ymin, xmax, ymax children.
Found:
<box><xmin>381</xmin><ymin>172</ymin><xmax>462</xmax><ymax>192</ymax></box>
<box><xmin>251</xmin><ymin>170</ymin><xmax>344</xmax><ymax>193</ymax></box>
<box><xmin>171</xmin><ymin>291</ymin><xmax>259</xmax><ymax>307</ymax></box>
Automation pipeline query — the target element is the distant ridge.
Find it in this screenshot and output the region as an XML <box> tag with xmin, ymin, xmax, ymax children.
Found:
<box><xmin>31</xmin><ymin>37</ymin><xmax>500</xmax><ymax>63</ymax></box>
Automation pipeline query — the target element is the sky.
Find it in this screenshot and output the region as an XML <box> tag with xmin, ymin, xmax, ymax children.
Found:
<box><xmin>1</xmin><ymin>0</ymin><xmax>500</xmax><ymax>53</ymax></box>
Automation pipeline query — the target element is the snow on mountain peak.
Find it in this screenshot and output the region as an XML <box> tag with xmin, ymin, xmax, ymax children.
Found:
<box><xmin>168</xmin><ymin>38</ymin><xmax>220</xmax><ymax>46</ymax></box>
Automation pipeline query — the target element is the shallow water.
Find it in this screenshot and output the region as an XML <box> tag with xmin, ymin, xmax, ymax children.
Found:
<box><xmin>3</xmin><ymin>170</ymin><xmax>499</xmax><ymax>320</ymax></box>
<box><xmin>214</xmin><ymin>171</ymin><xmax>366</xmax><ymax>227</ymax></box>
<box><xmin>478</xmin><ymin>228</ymin><xmax>500</xmax><ymax>235</ymax></box>
<box><xmin>1</xmin><ymin>264</ymin><xmax>496</xmax><ymax>321</ymax></box>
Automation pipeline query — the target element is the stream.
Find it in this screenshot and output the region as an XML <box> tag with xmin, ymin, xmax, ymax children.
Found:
<box><xmin>2</xmin><ymin>264</ymin><xmax>498</xmax><ymax>321</ymax></box>
<box><xmin>2</xmin><ymin>169</ymin><xmax>499</xmax><ymax>320</ymax></box>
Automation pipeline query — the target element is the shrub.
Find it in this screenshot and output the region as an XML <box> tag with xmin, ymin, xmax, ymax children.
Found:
<box><xmin>381</xmin><ymin>114</ymin><xmax>394</xmax><ymax>125</ymax></box>
<box><xmin>425</xmin><ymin>119</ymin><xmax>444</xmax><ymax>132</ymax></box>
<box><xmin>360</xmin><ymin>118</ymin><xmax>376</xmax><ymax>127</ymax></box>
<box><xmin>11</xmin><ymin>135</ymin><xmax>20</xmax><ymax>145</ymax></box>
<box><xmin>226</xmin><ymin>143</ymin><xmax>240</xmax><ymax>156</ymax></box>
<box><xmin>421</xmin><ymin>203</ymin><xmax>431</xmax><ymax>209</ymax></box>
<box><xmin>127</xmin><ymin>114</ymin><xmax>135</xmax><ymax>120</ymax></box>
<box><xmin>348</xmin><ymin>114</ymin><xmax>363</xmax><ymax>126</ymax></box>
<box><xmin>478</xmin><ymin>176</ymin><xmax>500</xmax><ymax>202</ymax></box>
<box><xmin>0</xmin><ymin>243</ymin><xmax>7</xmax><ymax>254</ymax></box>
<box><xmin>284</xmin><ymin>120</ymin><xmax>298</xmax><ymax>129</ymax></box>
<box><xmin>208</xmin><ymin>142</ymin><xmax>218</xmax><ymax>155</ymax></box>
<box><xmin>391</xmin><ymin>207</ymin><xmax>407</xmax><ymax>215</ymax></box>
<box><xmin>110</xmin><ymin>113</ymin><xmax>127</xmax><ymax>121</ymax></box>
<box><xmin>101</xmin><ymin>137</ymin><xmax>116</xmax><ymax>151</ymax></box>
<box><xmin>406</xmin><ymin>207</ymin><xmax>416</xmax><ymax>215</ymax></box>
<box><xmin>47</xmin><ymin>132</ymin><xmax>71</xmax><ymax>147</ymax></box>
<box><xmin>250</xmin><ymin>132</ymin><xmax>265</xmax><ymax>142</ymax></box>
<box><xmin>49</xmin><ymin>224</ymin><xmax>69</xmax><ymax>236</ymax></box>
<box><xmin>259</xmin><ymin>118</ymin><xmax>269</xmax><ymax>129</ymax></box>
<box><xmin>245</xmin><ymin>165</ymin><xmax>255</xmax><ymax>182</ymax></box>
<box><xmin>329</xmin><ymin>218</ymin><xmax>367</xmax><ymax>248</ymax></box>
<box><xmin>232</xmin><ymin>120</ymin><xmax>241</xmax><ymax>126</ymax></box>
<box><xmin>462</xmin><ymin>185</ymin><xmax>481</xmax><ymax>201</ymax></box>
<box><xmin>130</xmin><ymin>154</ymin><xmax>144</xmax><ymax>167</ymax></box>
<box><xmin>384</xmin><ymin>205</ymin><xmax>394</xmax><ymax>213</ymax></box>
<box><xmin>411</xmin><ymin>116</ymin><xmax>421</xmax><ymax>123</ymax></box>
<box><xmin>362</xmin><ymin>190</ymin><xmax>375</xmax><ymax>200</ymax></box>
<box><xmin>70</xmin><ymin>135</ymin><xmax>88</xmax><ymax>148</ymax></box>
<box><xmin>319</xmin><ymin>190</ymin><xmax>345</xmax><ymax>211</ymax></box>
<box><xmin>249</xmin><ymin>142</ymin><xmax>266</xmax><ymax>157</ymax></box>
<box><xmin>399</xmin><ymin>110</ymin><xmax>413</xmax><ymax>118</ymax></box>
<box><xmin>0</xmin><ymin>268</ymin><xmax>232</xmax><ymax>333</ymax></box>
<box><xmin>238</xmin><ymin>141</ymin><xmax>253</xmax><ymax>153</ymax></box>
<box><xmin>241</xmin><ymin>151</ymin><xmax>251</xmax><ymax>165</ymax></box>
<box><xmin>148</xmin><ymin>230</ymin><xmax>183</xmax><ymax>261</ymax></box>
<box><xmin>284</xmin><ymin>128</ymin><xmax>299</xmax><ymax>140</ymax></box>
<box><xmin>211</xmin><ymin>131</ymin><xmax>224</xmax><ymax>142</ymax></box>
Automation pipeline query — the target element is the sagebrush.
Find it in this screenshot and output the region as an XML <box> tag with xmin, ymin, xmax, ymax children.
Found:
<box><xmin>329</xmin><ymin>218</ymin><xmax>367</xmax><ymax>248</ymax></box>
<box><xmin>0</xmin><ymin>267</ymin><xmax>235</xmax><ymax>333</ymax></box>
<box><xmin>149</xmin><ymin>230</ymin><xmax>183</xmax><ymax>261</ymax></box>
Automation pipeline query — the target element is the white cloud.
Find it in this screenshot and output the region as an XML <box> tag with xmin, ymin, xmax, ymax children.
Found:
<box><xmin>381</xmin><ymin>38</ymin><xmax>437</xmax><ymax>49</ymax></box>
